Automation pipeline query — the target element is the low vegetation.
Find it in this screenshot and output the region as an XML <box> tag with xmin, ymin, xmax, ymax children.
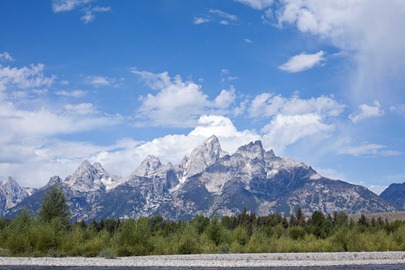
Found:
<box><xmin>1</xmin><ymin>186</ymin><xmax>405</xmax><ymax>257</ymax></box>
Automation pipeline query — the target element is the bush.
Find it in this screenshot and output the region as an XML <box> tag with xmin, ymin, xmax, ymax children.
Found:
<box><xmin>114</xmin><ymin>218</ymin><xmax>153</xmax><ymax>256</ymax></box>
<box><xmin>232</xmin><ymin>226</ymin><xmax>249</xmax><ymax>246</ymax></box>
<box><xmin>98</xmin><ymin>248</ymin><xmax>117</xmax><ymax>259</ymax></box>
<box><xmin>288</xmin><ymin>226</ymin><xmax>306</xmax><ymax>240</ymax></box>
<box><xmin>176</xmin><ymin>225</ymin><xmax>201</xmax><ymax>254</ymax></box>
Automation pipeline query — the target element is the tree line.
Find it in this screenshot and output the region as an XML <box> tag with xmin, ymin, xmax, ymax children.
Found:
<box><xmin>1</xmin><ymin>185</ymin><xmax>405</xmax><ymax>257</ymax></box>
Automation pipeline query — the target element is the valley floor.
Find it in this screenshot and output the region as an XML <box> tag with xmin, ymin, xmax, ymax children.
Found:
<box><xmin>1</xmin><ymin>252</ymin><xmax>405</xmax><ymax>268</ymax></box>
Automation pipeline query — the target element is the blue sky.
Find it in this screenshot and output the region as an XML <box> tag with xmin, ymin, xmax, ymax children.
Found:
<box><xmin>1</xmin><ymin>0</ymin><xmax>405</xmax><ymax>194</ymax></box>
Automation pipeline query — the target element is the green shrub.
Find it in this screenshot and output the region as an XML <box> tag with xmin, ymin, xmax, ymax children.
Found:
<box><xmin>176</xmin><ymin>225</ymin><xmax>201</xmax><ymax>254</ymax></box>
<box><xmin>114</xmin><ymin>218</ymin><xmax>153</xmax><ymax>256</ymax></box>
<box><xmin>232</xmin><ymin>226</ymin><xmax>250</xmax><ymax>246</ymax></box>
<box><xmin>288</xmin><ymin>226</ymin><xmax>306</xmax><ymax>240</ymax></box>
<box><xmin>98</xmin><ymin>248</ymin><xmax>117</xmax><ymax>259</ymax></box>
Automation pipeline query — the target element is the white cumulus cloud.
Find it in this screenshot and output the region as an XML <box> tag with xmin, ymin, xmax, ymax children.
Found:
<box><xmin>133</xmin><ymin>69</ymin><xmax>239</xmax><ymax>128</ymax></box>
<box><xmin>0</xmin><ymin>64</ymin><xmax>54</xmax><ymax>91</ymax></box>
<box><xmin>349</xmin><ymin>101</ymin><xmax>384</xmax><ymax>123</ymax></box>
<box><xmin>273</xmin><ymin>0</ymin><xmax>405</xmax><ymax>102</ymax></box>
<box><xmin>235</xmin><ymin>0</ymin><xmax>274</xmax><ymax>10</ymax></box>
<box><xmin>248</xmin><ymin>93</ymin><xmax>344</xmax><ymax>153</ymax></box>
<box><xmin>262</xmin><ymin>113</ymin><xmax>334</xmax><ymax>152</ymax></box>
<box><xmin>213</xmin><ymin>87</ymin><xmax>236</xmax><ymax>109</ymax></box>
<box><xmin>136</xmin><ymin>74</ymin><xmax>208</xmax><ymax>127</ymax></box>
<box><xmin>279</xmin><ymin>51</ymin><xmax>326</xmax><ymax>73</ymax></box>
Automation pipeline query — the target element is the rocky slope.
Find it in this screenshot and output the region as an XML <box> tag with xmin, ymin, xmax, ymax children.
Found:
<box><xmin>0</xmin><ymin>177</ymin><xmax>31</xmax><ymax>216</ymax></box>
<box><xmin>5</xmin><ymin>161</ymin><xmax>122</xmax><ymax>220</ymax></box>
<box><xmin>88</xmin><ymin>136</ymin><xmax>398</xmax><ymax>220</ymax></box>
<box><xmin>4</xmin><ymin>136</ymin><xmax>399</xmax><ymax>221</ymax></box>
<box><xmin>380</xmin><ymin>182</ymin><xmax>405</xmax><ymax>210</ymax></box>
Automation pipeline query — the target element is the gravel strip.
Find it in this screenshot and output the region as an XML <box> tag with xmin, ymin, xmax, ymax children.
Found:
<box><xmin>1</xmin><ymin>252</ymin><xmax>405</xmax><ymax>267</ymax></box>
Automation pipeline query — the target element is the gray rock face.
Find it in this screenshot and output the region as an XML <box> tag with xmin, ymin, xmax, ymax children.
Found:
<box><xmin>4</xmin><ymin>136</ymin><xmax>399</xmax><ymax>221</ymax></box>
<box><xmin>180</xmin><ymin>135</ymin><xmax>228</xmax><ymax>181</ymax></box>
<box><xmin>88</xmin><ymin>136</ymin><xmax>398</xmax><ymax>220</ymax></box>
<box><xmin>6</xmin><ymin>161</ymin><xmax>122</xmax><ymax>221</ymax></box>
<box><xmin>0</xmin><ymin>177</ymin><xmax>30</xmax><ymax>215</ymax></box>
<box><xmin>380</xmin><ymin>182</ymin><xmax>405</xmax><ymax>210</ymax></box>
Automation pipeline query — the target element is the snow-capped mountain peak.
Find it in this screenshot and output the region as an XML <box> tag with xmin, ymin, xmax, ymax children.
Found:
<box><xmin>181</xmin><ymin>135</ymin><xmax>228</xmax><ymax>181</ymax></box>
<box><xmin>91</xmin><ymin>162</ymin><xmax>122</xmax><ymax>190</ymax></box>
<box><xmin>0</xmin><ymin>177</ymin><xmax>29</xmax><ymax>214</ymax></box>
<box><xmin>133</xmin><ymin>155</ymin><xmax>163</xmax><ymax>177</ymax></box>
<box><xmin>1</xmin><ymin>177</ymin><xmax>22</xmax><ymax>192</ymax></box>
<box><xmin>63</xmin><ymin>160</ymin><xmax>122</xmax><ymax>193</ymax></box>
<box><xmin>235</xmin><ymin>140</ymin><xmax>265</xmax><ymax>160</ymax></box>
<box><xmin>3</xmin><ymin>136</ymin><xmax>399</xmax><ymax>221</ymax></box>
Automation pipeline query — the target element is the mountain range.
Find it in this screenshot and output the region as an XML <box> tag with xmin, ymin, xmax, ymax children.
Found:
<box><xmin>2</xmin><ymin>135</ymin><xmax>401</xmax><ymax>221</ymax></box>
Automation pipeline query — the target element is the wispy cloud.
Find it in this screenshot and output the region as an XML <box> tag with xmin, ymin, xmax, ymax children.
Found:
<box><xmin>55</xmin><ymin>90</ymin><xmax>87</xmax><ymax>98</ymax></box>
<box><xmin>209</xmin><ymin>9</ymin><xmax>238</xmax><ymax>22</ymax></box>
<box><xmin>87</xmin><ymin>76</ymin><xmax>123</xmax><ymax>88</ymax></box>
<box><xmin>193</xmin><ymin>17</ymin><xmax>210</xmax><ymax>25</ymax></box>
<box><xmin>273</xmin><ymin>1</ymin><xmax>405</xmax><ymax>102</ymax></box>
<box><xmin>193</xmin><ymin>9</ymin><xmax>238</xmax><ymax>26</ymax></box>
<box><xmin>0</xmin><ymin>52</ymin><xmax>14</xmax><ymax>62</ymax></box>
<box><xmin>0</xmin><ymin>64</ymin><xmax>54</xmax><ymax>97</ymax></box>
<box><xmin>248</xmin><ymin>93</ymin><xmax>344</xmax><ymax>119</ymax></box>
<box><xmin>279</xmin><ymin>51</ymin><xmax>326</xmax><ymax>73</ymax></box>
<box><xmin>337</xmin><ymin>142</ymin><xmax>401</xmax><ymax>157</ymax></box>
<box><xmin>51</xmin><ymin>0</ymin><xmax>93</xmax><ymax>13</ymax></box>
<box><xmin>51</xmin><ymin>0</ymin><xmax>110</xmax><ymax>24</ymax></box>
<box><xmin>81</xmin><ymin>6</ymin><xmax>111</xmax><ymax>24</ymax></box>
<box><xmin>0</xmin><ymin>60</ymin><xmax>123</xmax><ymax>187</ymax></box>
<box><xmin>65</xmin><ymin>103</ymin><xmax>98</xmax><ymax>115</ymax></box>
<box><xmin>235</xmin><ymin>0</ymin><xmax>274</xmax><ymax>10</ymax></box>
<box><xmin>220</xmin><ymin>69</ymin><xmax>238</xmax><ymax>83</ymax></box>
<box><xmin>349</xmin><ymin>101</ymin><xmax>384</xmax><ymax>123</ymax></box>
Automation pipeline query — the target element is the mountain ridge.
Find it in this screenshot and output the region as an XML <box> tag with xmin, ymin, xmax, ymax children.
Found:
<box><xmin>3</xmin><ymin>135</ymin><xmax>400</xmax><ymax>221</ymax></box>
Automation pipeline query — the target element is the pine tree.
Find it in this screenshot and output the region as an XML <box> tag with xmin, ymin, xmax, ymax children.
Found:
<box><xmin>39</xmin><ymin>185</ymin><xmax>70</xmax><ymax>226</ymax></box>
<box><xmin>296</xmin><ymin>207</ymin><xmax>306</xmax><ymax>226</ymax></box>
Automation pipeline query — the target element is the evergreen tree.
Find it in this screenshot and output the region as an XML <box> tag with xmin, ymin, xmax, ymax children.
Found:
<box><xmin>289</xmin><ymin>213</ymin><xmax>298</xmax><ymax>226</ymax></box>
<box><xmin>357</xmin><ymin>214</ymin><xmax>369</xmax><ymax>227</ymax></box>
<box><xmin>296</xmin><ymin>207</ymin><xmax>306</xmax><ymax>226</ymax></box>
<box><xmin>39</xmin><ymin>185</ymin><xmax>70</xmax><ymax>226</ymax></box>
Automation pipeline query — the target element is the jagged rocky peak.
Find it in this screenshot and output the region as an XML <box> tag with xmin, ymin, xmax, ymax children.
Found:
<box><xmin>0</xmin><ymin>176</ymin><xmax>21</xmax><ymax>191</ymax></box>
<box><xmin>74</xmin><ymin>160</ymin><xmax>96</xmax><ymax>176</ymax></box>
<box><xmin>0</xmin><ymin>177</ymin><xmax>30</xmax><ymax>214</ymax></box>
<box><xmin>265</xmin><ymin>149</ymin><xmax>276</xmax><ymax>160</ymax></box>
<box><xmin>65</xmin><ymin>160</ymin><xmax>106</xmax><ymax>192</ymax></box>
<box><xmin>182</xmin><ymin>135</ymin><xmax>228</xmax><ymax>179</ymax></box>
<box><xmin>133</xmin><ymin>155</ymin><xmax>163</xmax><ymax>177</ymax></box>
<box><xmin>44</xmin><ymin>175</ymin><xmax>63</xmax><ymax>188</ymax></box>
<box><xmin>236</xmin><ymin>140</ymin><xmax>265</xmax><ymax>160</ymax></box>
<box><xmin>92</xmin><ymin>162</ymin><xmax>105</xmax><ymax>172</ymax></box>
<box><xmin>92</xmin><ymin>162</ymin><xmax>122</xmax><ymax>191</ymax></box>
